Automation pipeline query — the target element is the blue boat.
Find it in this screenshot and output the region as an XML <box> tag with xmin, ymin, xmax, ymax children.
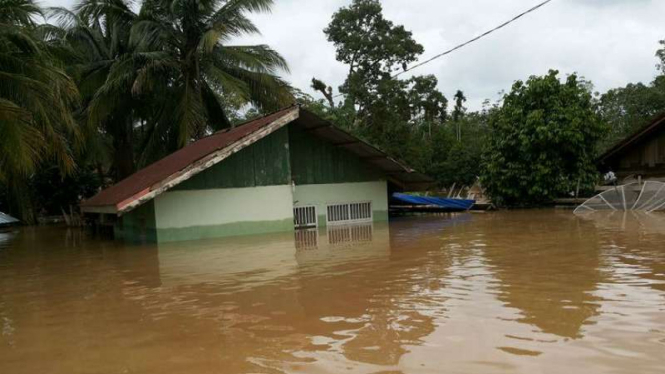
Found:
<box><xmin>391</xmin><ymin>193</ymin><xmax>475</xmax><ymax>211</ymax></box>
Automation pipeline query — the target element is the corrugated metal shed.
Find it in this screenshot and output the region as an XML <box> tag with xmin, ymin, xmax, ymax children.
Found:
<box><xmin>0</xmin><ymin>212</ymin><xmax>19</xmax><ymax>226</ymax></box>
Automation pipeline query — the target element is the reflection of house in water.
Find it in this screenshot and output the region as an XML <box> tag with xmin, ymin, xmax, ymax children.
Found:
<box><xmin>293</xmin><ymin>223</ymin><xmax>389</xmax><ymax>269</ymax></box>
<box><xmin>327</xmin><ymin>223</ymin><xmax>373</xmax><ymax>245</ymax></box>
<box><xmin>1</xmin><ymin>216</ymin><xmax>467</xmax><ymax>373</ymax></box>
<box><xmin>291</xmin><ymin>222</ymin><xmax>447</xmax><ymax>368</ymax></box>
<box><xmin>153</xmin><ymin>221</ymin><xmax>452</xmax><ymax>371</ymax></box>
<box><xmin>294</xmin><ymin>222</ymin><xmax>374</xmax><ymax>250</ymax></box>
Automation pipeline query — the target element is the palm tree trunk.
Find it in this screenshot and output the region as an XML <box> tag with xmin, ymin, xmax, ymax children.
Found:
<box><xmin>113</xmin><ymin>117</ymin><xmax>136</xmax><ymax>180</ymax></box>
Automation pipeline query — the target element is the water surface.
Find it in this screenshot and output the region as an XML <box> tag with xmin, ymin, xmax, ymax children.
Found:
<box><xmin>1</xmin><ymin>210</ymin><xmax>664</xmax><ymax>373</ymax></box>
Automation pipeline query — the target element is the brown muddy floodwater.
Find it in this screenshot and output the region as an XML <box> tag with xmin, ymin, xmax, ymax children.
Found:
<box><xmin>1</xmin><ymin>210</ymin><xmax>664</xmax><ymax>374</ymax></box>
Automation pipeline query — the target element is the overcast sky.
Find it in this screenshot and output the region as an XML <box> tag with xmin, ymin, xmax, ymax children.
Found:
<box><xmin>42</xmin><ymin>0</ymin><xmax>665</xmax><ymax>110</ymax></box>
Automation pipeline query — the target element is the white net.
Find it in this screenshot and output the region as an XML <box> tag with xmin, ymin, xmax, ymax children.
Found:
<box><xmin>574</xmin><ymin>182</ymin><xmax>665</xmax><ymax>215</ymax></box>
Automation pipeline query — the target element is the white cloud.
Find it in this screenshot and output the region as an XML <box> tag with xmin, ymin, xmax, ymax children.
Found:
<box><xmin>40</xmin><ymin>0</ymin><xmax>665</xmax><ymax>110</ymax></box>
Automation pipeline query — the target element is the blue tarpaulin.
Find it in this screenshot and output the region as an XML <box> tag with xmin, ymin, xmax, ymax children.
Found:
<box><xmin>392</xmin><ymin>193</ymin><xmax>475</xmax><ymax>211</ymax></box>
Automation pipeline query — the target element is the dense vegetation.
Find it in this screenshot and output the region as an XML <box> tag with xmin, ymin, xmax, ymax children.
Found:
<box><xmin>482</xmin><ymin>71</ymin><xmax>605</xmax><ymax>206</ymax></box>
<box><xmin>1</xmin><ymin>0</ymin><xmax>292</xmax><ymax>221</ymax></box>
<box><xmin>2</xmin><ymin>0</ymin><xmax>665</xmax><ymax>220</ymax></box>
<box><xmin>306</xmin><ymin>0</ymin><xmax>665</xmax><ymax>206</ymax></box>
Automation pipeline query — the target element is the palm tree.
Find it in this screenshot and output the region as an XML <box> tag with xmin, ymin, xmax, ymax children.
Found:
<box><xmin>122</xmin><ymin>0</ymin><xmax>294</xmax><ymax>160</ymax></box>
<box><xmin>50</xmin><ymin>0</ymin><xmax>141</xmax><ymax>179</ymax></box>
<box><xmin>55</xmin><ymin>0</ymin><xmax>293</xmax><ymax>176</ymax></box>
<box><xmin>0</xmin><ymin>0</ymin><xmax>79</xmax><ymax>220</ymax></box>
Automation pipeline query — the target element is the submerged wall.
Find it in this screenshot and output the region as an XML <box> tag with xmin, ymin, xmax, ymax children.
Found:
<box><xmin>289</xmin><ymin>123</ymin><xmax>388</xmax><ymax>226</ymax></box>
<box><xmin>153</xmin><ymin>185</ymin><xmax>293</xmax><ymax>242</ymax></box>
<box><xmin>293</xmin><ymin>181</ymin><xmax>389</xmax><ymax>226</ymax></box>
<box><xmin>152</xmin><ymin>126</ymin><xmax>293</xmax><ymax>242</ymax></box>
<box><xmin>114</xmin><ymin>200</ymin><xmax>157</xmax><ymax>243</ymax></box>
<box><xmin>115</xmin><ymin>123</ymin><xmax>393</xmax><ymax>243</ymax></box>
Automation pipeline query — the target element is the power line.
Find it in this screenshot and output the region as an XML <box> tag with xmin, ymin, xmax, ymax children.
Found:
<box><xmin>326</xmin><ymin>0</ymin><xmax>555</xmax><ymax>100</ymax></box>
<box><xmin>393</xmin><ymin>0</ymin><xmax>555</xmax><ymax>78</ymax></box>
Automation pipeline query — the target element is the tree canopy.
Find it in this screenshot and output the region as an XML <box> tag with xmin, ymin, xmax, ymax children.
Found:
<box><xmin>481</xmin><ymin>70</ymin><xmax>606</xmax><ymax>206</ymax></box>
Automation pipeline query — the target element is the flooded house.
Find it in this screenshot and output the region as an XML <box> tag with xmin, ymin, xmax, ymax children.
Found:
<box><xmin>598</xmin><ymin>113</ymin><xmax>665</xmax><ymax>182</ymax></box>
<box><xmin>80</xmin><ymin>106</ymin><xmax>431</xmax><ymax>242</ymax></box>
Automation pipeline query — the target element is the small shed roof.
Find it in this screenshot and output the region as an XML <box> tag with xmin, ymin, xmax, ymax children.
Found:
<box><xmin>599</xmin><ymin>113</ymin><xmax>665</xmax><ymax>164</ymax></box>
<box><xmin>81</xmin><ymin>106</ymin><xmax>432</xmax><ymax>215</ymax></box>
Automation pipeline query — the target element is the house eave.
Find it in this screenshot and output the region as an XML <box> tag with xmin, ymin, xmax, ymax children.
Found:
<box><xmin>80</xmin><ymin>205</ymin><xmax>119</xmax><ymax>215</ymax></box>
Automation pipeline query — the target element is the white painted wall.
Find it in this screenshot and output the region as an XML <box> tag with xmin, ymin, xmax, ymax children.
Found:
<box><xmin>154</xmin><ymin>185</ymin><xmax>294</xmax><ymax>229</ymax></box>
<box><xmin>293</xmin><ymin>181</ymin><xmax>388</xmax><ymax>224</ymax></box>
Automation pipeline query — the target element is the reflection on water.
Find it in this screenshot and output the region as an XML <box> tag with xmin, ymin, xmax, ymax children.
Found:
<box><xmin>1</xmin><ymin>211</ymin><xmax>664</xmax><ymax>374</ymax></box>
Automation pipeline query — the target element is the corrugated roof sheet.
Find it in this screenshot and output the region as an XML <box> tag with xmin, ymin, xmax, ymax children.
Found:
<box><xmin>0</xmin><ymin>212</ymin><xmax>19</xmax><ymax>226</ymax></box>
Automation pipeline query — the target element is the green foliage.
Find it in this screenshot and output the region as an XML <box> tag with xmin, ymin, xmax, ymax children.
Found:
<box><xmin>50</xmin><ymin>0</ymin><xmax>293</xmax><ymax>177</ymax></box>
<box><xmin>596</xmin><ymin>39</ymin><xmax>665</xmax><ymax>152</ymax></box>
<box><xmin>0</xmin><ymin>0</ymin><xmax>80</xmax><ymax>221</ymax></box>
<box><xmin>325</xmin><ymin>0</ymin><xmax>423</xmax><ymax>83</ymax></box>
<box><xmin>30</xmin><ymin>165</ymin><xmax>102</xmax><ymax>216</ymax></box>
<box><xmin>452</xmin><ymin>90</ymin><xmax>467</xmax><ymax>123</ymax></box>
<box><xmin>1</xmin><ymin>0</ymin><xmax>293</xmax><ymax>221</ymax></box>
<box><xmin>129</xmin><ymin>0</ymin><xmax>293</xmax><ymax>157</ymax></box>
<box><xmin>597</xmin><ymin>77</ymin><xmax>665</xmax><ymax>151</ymax></box>
<box><xmin>481</xmin><ymin>70</ymin><xmax>606</xmax><ymax>206</ymax></box>
<box><xmin>318</xmin><ymin>0</ymin><xmax>446</xmax><ymax>176</ymax></box>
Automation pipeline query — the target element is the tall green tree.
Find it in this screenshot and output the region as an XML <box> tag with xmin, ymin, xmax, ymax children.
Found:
<box><xmin>597</xmin><ymin>39</ymin><xmax>665</xmax><ymax>151</ymax></box>
<box><xmin>324</xmin><ymin>0</ymin><xmax>423</xmax><ymax>104</ymax></box>
<box><xmin>0</xmin><ymin>0</ymin><xmax>80</xmax><ymax>220</ymax></box>
<box><xmin>598</xmin><ymin>78</ymin><xmax>665</xmax><ymax>150</ymax></box>
<box><xmin>451</xmin><ymin>90</ymin><xmax>466</xmax><ymax>141</ymax></box>
<box><xmin>481</xmin><ymin>70</ymin><xmax>606</xmax><ymax>206</ymax></box>
<box><xmin>50</xmin><ymin>0</ymin><xmax>140</xmax><ymax>180</ymax></box>
<box><xmin>125</xmin><ymin>0</ymin><xmax>293</xmax><ymax>162</ymax></box>
<box><xmin>316</xmin><ymin>0</ymin><xmax>448</xmax><ymax>164</ymax></box>
<box><xmin>322</xmin><ymin>0</ymin><xmax>425</xmax><ymax>129</ymax></box>
<box><xmin>53</xmin><ymin>0</ymin><xmax>293</xmax><ymax>178</ymax></box>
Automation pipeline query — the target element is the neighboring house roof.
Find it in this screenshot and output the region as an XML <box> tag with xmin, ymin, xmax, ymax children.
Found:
<box><xmin>599</xmin><ymin>113</ymin><xmax>665</xmax><ymax>164</ymax></box>
<box><xmin>0</xmin><ymin>211</ymin><xmax>19</xmax><ymax>226</ymax></box>
<box><xmin>81</xmin><ymin>106</ymin><xmax>433</xmax><ymax>215</ymax></box>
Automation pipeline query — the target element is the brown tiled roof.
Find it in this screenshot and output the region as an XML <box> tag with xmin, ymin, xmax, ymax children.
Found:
<box><xmin>81</xmin><ymin>106</ymin><xmax>298</xmax><ymax>210</ymax></box>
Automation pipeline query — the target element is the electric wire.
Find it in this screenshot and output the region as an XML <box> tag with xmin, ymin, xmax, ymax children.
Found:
<box><xmin>324</xmin><ymin>0</ymin><xmax>555</xmax><ymax>101</ymax></box>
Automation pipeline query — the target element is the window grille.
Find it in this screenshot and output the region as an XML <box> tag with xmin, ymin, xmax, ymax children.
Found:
<box><xmin>294</xmin><ymin>229</ymin><xmax>318</xmax><ymax>249</ymax></box>
<box><xmin>326</xmin><ymin>202</ymin><xmax>372</xmax><ymax>225</ymax></box>
<box><xmin>328</xmin><ymin>223</ymin><xmax>373</xmax><ymax>245</ymax></box>
<box><xmin>293</xmin><ymin>206</ymin><xmax>317</xmax><ymax>229</ymax></box>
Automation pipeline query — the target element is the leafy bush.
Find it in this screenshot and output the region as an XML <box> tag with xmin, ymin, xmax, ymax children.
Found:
<box><xmin>481</xmin><ymin>70</ymin><xmax>606</xmax><ymax>206</ymax></box>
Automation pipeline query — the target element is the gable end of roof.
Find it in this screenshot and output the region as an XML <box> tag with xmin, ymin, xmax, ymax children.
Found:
<box><xmin>81</xmin><ymin>106</ymin><xmax>299</xmax><ymax>215</ymax></box>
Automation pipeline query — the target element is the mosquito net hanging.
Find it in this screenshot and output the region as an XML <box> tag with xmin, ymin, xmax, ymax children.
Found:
<box><xmin>574</xmin><ymin>181</ymin><xmax>665</xmax><ymax>215</ymax></box>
